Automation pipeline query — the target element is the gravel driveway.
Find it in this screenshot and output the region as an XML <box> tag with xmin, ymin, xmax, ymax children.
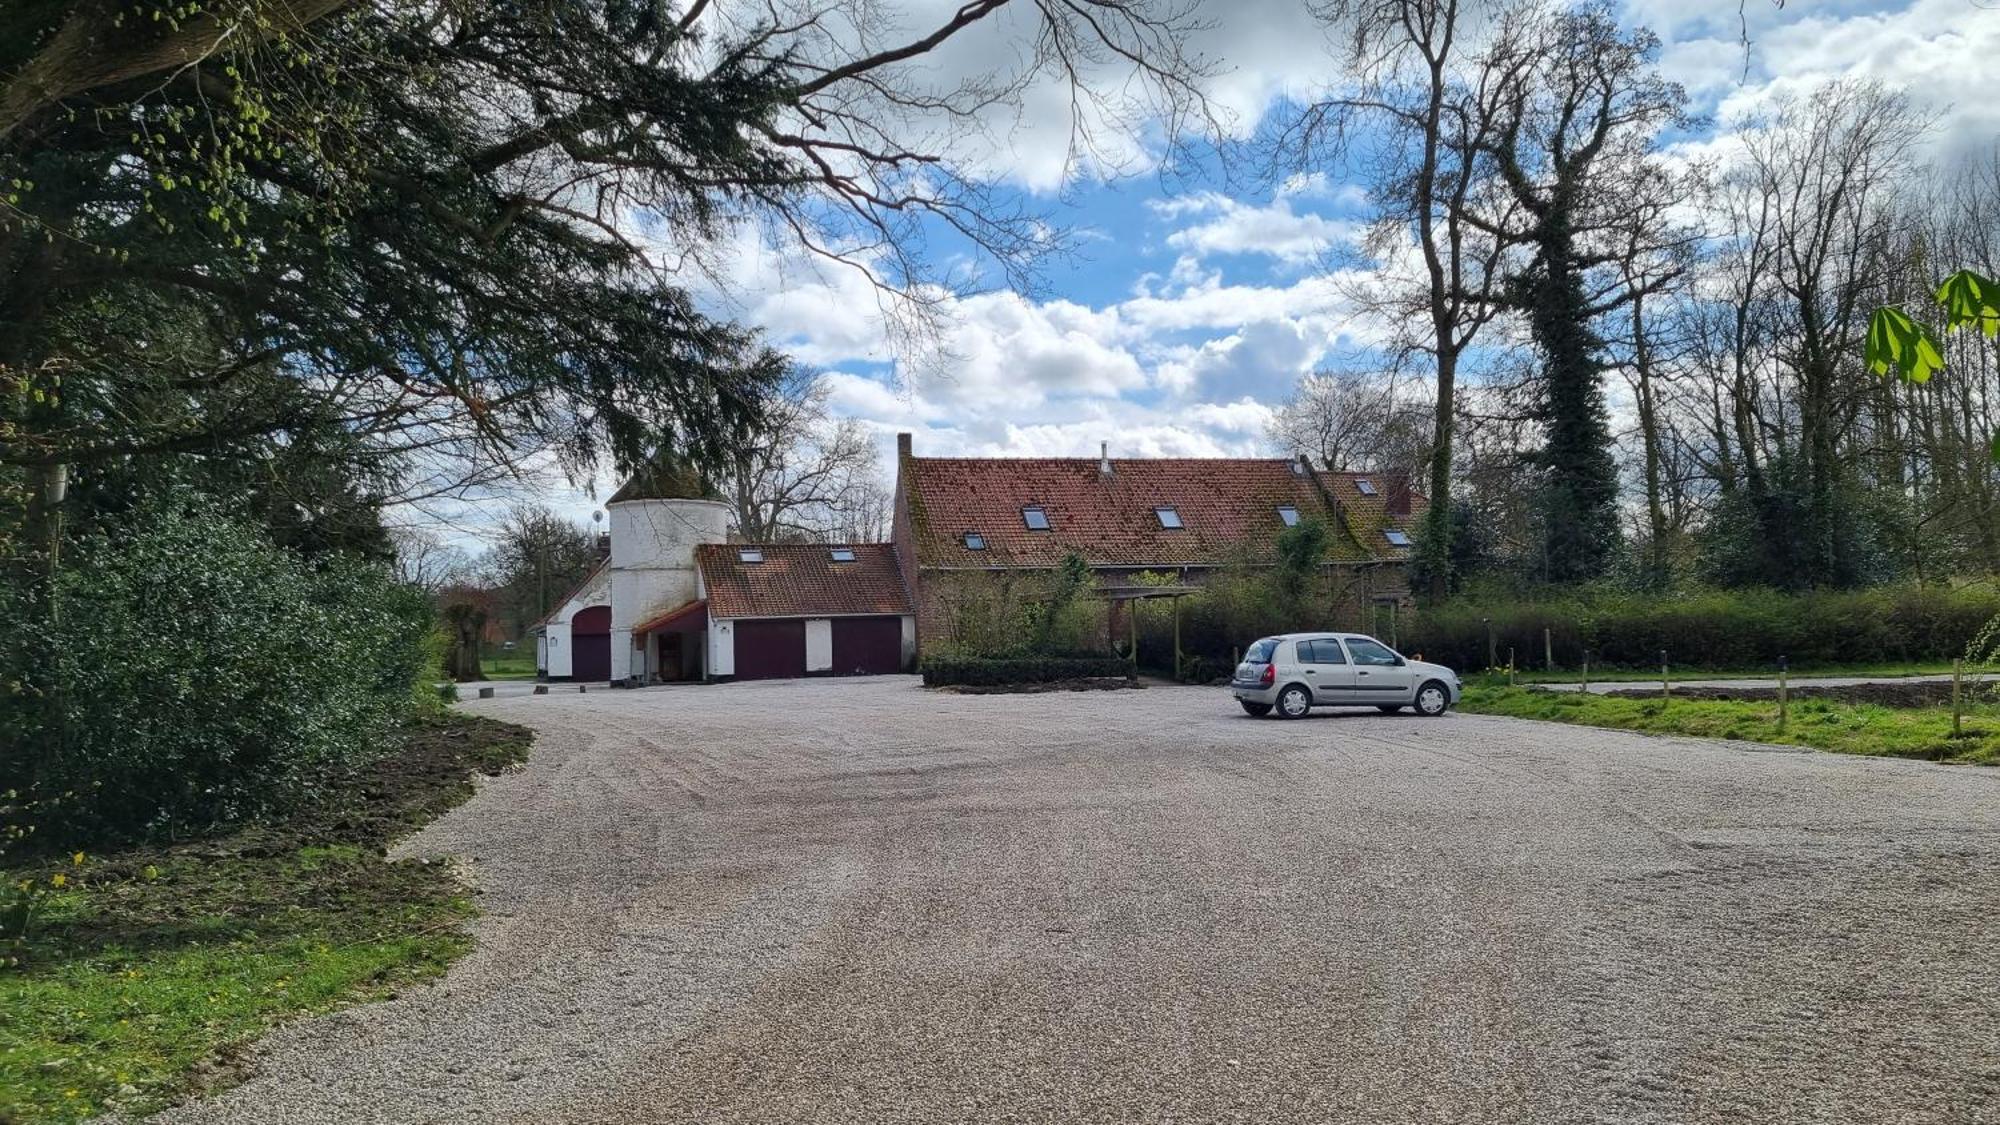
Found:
<box><xmin>153</xmin><ymin>677</ymin><xmax>2000</xmax><ymax>1124</ymax></box>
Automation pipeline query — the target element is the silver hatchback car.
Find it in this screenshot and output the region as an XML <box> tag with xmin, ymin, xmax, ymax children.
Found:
<box><xmin>1230</xmin><ymin>632</ymin><xmax>1461</xmax><ymax>718</ymax></box>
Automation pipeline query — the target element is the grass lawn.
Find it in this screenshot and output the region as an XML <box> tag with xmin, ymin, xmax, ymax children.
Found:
<box><xmin>1460</xmin><ymin>684</ymin><xmax>2000</xmax><ymax>765</ymax></box>
<box><xmin>0</xmin><ymin>714</ymin><xmax>533</xmax><ymax>1123</ymax></box>
<box><xmin>479</xmin><ymin>653</ymin><xmax>538</xmax><ymax>681</ymax></box>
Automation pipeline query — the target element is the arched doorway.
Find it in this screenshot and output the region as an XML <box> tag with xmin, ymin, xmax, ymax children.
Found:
<box><xmin>570</xmin><ymin>605</ymin><xmax>611</xmax><ymax>682</ymax></box>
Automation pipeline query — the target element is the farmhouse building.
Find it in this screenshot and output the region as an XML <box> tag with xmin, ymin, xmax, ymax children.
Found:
<box><xmin>533</xmin><ymin>433</ymin><xmax>1423</xmax><ymax>683</ymax></box>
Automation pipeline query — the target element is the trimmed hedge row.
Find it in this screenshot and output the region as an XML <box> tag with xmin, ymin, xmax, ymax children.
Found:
<box><xmin>1399</xmin><ymin>584</ymin><xmax>2000</xmax><ymax>670</ymax></box>
<box><xmin>922</xmin><ymin>656</ymin><xmax>1135</xmax><ymax>687</ymax></box>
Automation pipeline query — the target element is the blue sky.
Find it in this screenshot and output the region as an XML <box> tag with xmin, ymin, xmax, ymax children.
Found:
<box><xmin>485</xmin><ymin>0</ymin><xmax>2000</xmax><ymax>538</ymax></box>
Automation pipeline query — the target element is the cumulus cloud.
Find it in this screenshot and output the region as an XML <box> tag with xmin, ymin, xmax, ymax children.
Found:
<box><xmin>1152</xmin><ymin>191</ymin><xmax>1364</xmax><ymax>263</ymax></box>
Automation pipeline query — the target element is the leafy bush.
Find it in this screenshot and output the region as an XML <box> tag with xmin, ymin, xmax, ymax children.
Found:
<box><xmin>1400</xmin><ymin>583</ymin><xmax>2000</xmax><ymax>670</ymax></box>
<box><xmin>922</xmin><ymin>655</ymin><xmax>1134</xmax><ymax>687</ymax></box>
<box><xmin>0</xmin><ymin>501</ymin><xmax>438</xmax><ymax>842</ymax></box>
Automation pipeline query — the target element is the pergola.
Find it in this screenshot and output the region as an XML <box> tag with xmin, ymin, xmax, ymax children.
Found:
<box><xmin>1095</xmin><ymin>584</ymin><xmax>1201</xmax><ymax>675</ymax></box>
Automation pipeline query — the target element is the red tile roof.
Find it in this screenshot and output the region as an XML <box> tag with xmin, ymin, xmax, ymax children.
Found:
<box><xmin>1319</xmin><ymin>470</ymin><xmax>1429</xmax><ymax>557</ymax></box>
<box><xmin>902</xmin><ymin>456</ymin><xmax>1372</xmax><ymax>568</ymax></box>
<box><xmin>695</xmin><ymin>543</ymin><xmax>912</xmax><ymax>619</ymax></box>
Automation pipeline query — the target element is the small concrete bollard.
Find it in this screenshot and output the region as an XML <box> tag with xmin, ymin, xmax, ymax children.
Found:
<box><xmin>533</xmin><ymin>684</ymin><xmax>548</xmax><ymax>695</ymax></box>
<box><xmin>577</xmin><ymin>684</ymin><xmax>588</xmax><ymax>693</ymax></box>
<box><xmin>478</xmin><ymin>686</ymin><xmax>495</xmax><ymax>699</ymax></box>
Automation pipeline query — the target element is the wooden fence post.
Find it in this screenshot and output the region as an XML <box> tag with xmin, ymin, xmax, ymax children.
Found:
<box><xmin>1660</xmin><ymin>649</ymin><xmax>1670</xmax><ymax>702</ymax></box>
<box><xmin>1777</xmin><ymin>656</ymin><xmax>1788</xmax><ymax>733</ymax></box>
<box><xmin>1581</xmin><ymin>649</ymin><xmax>1590</xmax><ymax>693</ymax></box>
<box><xmin>1507</xmin><ymin>647</ymin><xmax>1516</xmax><ymax>688</ymax></box>
<box><xmin>1485</xmin><ymin>617</ymin><xmax>1496</xmax><ymax>670</ymax></box>
<box><xmin>1953</xmin><ymin>658</ymin><xmax>1964</xmax><ymax>737</ymax></box>
<box><xmin>1544</xmin><ymin>627</ymin><xmax>1554</xmax><ymax>671</ymax></box>
<box><xmin>1173</xmin><ymin>595</ymin><xmax>1183</xmax><ymax>681</ymax></box>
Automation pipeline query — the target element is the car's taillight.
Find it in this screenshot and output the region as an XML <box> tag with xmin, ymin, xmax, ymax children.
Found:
<box><xmin>1259</xmin><ymin>663</ymin><xmax>1275</xmax><ymax>687</ymax></box>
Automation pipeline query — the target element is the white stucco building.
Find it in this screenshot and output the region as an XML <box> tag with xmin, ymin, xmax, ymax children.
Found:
<box><xmin>531</xmin><ymin>465</ymin><xmax>915</xmax><ymax>684</ymax></box>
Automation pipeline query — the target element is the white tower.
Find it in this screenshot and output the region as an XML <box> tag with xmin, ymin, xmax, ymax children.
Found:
<box><xmin>602</xmin><ymin>464</ymin><xmax>731</xmax><ymax>682</ymax></box>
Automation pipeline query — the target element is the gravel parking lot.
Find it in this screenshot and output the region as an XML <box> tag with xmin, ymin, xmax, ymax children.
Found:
<box><xmin>154</xmin><ymin>677</ymin><xmax>2000</xmax><ymax>1125</ymax></box>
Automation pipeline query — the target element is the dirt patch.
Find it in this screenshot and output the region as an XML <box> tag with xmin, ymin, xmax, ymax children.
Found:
<box><xmin>15</xmin><ymin>714</ymin><xmax>534</xmax><ymax>956</ymax></box>
<box><xmin>937</xmin><ymin>677</ymin><xmax>1145</xmax><ymax>695</ymax></box>
<box><xmin>1602</xmin><ymin>682</ymin><xmax>1975</xmax><ymax>708</ymax></box>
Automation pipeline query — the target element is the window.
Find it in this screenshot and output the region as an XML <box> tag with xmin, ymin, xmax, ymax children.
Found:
<box><xmin>739</xmin><ymin>548</ymin><xmax>764</xmax><ymax>563</ymax></box>
<box><xmin>1345</xmin><ymin>637</ymin><xmax>1401</xmax><ymax>666</ymax></box>
<box><xmin>1277</xmin><ymin>505</ymin><xmax>1300</xmax><ymax>527</ymax></box>
<box><xmin>1355</xmin><ymin>478</ymin><xmax>1378</xmax><ymax>496</ymax></box>
<box><xmin>963</xmin><ymin>531</ymin><xmax>986</xmax><ymax>550</ymax></box>
<box><xmin>1155</xmin><ymin>506</ymin><xmax>1184</xmax><ymax>529</ymax></box>
<box><xmin>1384</xmin><ymin>529</ymin><xmax>1412</xmax><ymax>548</ymax></box>
<box><xmin>1023</xmin><ymin>506</ymin><xmax>1050</xmax><ymax>530</ymax></box>
<box><xmin>1302</xmin><ymin>638</ymin><xmax>1347</xmax><ymax>664</ymax></box>
<box><xmin>1244</xmin><ymin>638</ymin><xmax>1280</xmax><ymax>664</ymax></box>
<box><xmin>829</xmin><ymin>547</ymin><xmax>856</xmax><ymax>562</ymax></box>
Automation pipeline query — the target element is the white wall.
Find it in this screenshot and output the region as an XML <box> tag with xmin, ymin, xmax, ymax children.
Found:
<box><xmin>542</xmin><ymin>623</ymin><xmax>570</xmax><ymax>678</ymax></box>
<box><xmin>708</xmin><ymin>618</ymin><xmax>735</xmax><ymax>677</ymax></box>
<box><xmin>805</xmin><ymin>619</ymin><xmax>833</xmax><ymax>672</ymax></box>
<box><xmin>900</xmin><ymin>615</ymin><xmax>917</xmax><ymax>670</ymax></box>
<box><xmin>535</xmin><ymin>566</ymin><xmax>610</xmax><ymax>680</ymax></box>
<box><xmin>606</xmin><ymin>498</ymin><xmax>731</xmax><ymax>681</ymax></box>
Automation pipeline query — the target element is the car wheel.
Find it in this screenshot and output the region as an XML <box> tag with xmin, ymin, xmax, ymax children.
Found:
<box><xmin>1276</xmin><ymin>684</ymin><xmax>1312</xmax><ymax>719</ymax></box>
<box><xmin>1414</xmin><ymin>680</ymin><xmax>1451</xmax><ymax>717</ymax></box>
<box><xmin>1239</xmin><ymin>699</ymin><xmax>1273</xmax><ymax>717</ymax></box>
<box><xmin>1376</xmin><ymin>704</ymin><xmax>1404</xmax><ymax>714</ymax></box>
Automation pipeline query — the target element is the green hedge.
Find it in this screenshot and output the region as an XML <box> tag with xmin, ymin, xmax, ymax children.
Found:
<box><xmin>922</xmin><ymin>656</ymin><xmax>1135</xmax><ymax>687</ymax></box>
<box><xmin>0</xmin><ymin>500</ymin><xmax>438</xmax><ymax>842</ymax></box>
<box><xmin>1399</xmin><ymin>584</ymin><xmax>2000</xmax><ymax>670</ymax></box>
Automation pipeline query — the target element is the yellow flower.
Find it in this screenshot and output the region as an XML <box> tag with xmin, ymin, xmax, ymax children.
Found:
<box><xmin>49</xmin><ymin>872</ymin><xmax>66</xmax><ymax>888</ymax></box>
<box><xmin>72</xmin><ymin>851</ymin><xmax>85</xmax><ymax>866</ymax></box>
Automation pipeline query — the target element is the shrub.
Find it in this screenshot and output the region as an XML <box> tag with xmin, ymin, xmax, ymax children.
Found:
<box><xmin>0</xmin><ymin>500</ymin><xmax>438</xmax><ymax>842</ymax></box>
<box><xmin>922</xmin><ymin>655</ymin><xmax>1134</xmax><ymax>687</ymax></box>
<box><xmin>1399</xmin><ymin>583</ymin><xmax>2000</xmax><ymax>670</ymax></box>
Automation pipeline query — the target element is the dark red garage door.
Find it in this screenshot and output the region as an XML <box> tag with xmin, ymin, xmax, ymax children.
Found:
<box><xmin>831</xmin><ymin>616</ymin><xmax>904</xmax><ymax>675</ymax></box>
<box><xmin>570</xmin><ymin>605</ymin><xmax>611</xmax><ymax>682</ymax></box>
<box><xmin>734</xmin><ymin>618</ymin><xmax>807</xmax><ymax>680</ymax></box>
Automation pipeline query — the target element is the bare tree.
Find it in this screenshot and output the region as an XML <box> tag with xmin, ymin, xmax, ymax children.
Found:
<box><xmin>1270</xmin><ymin>368</ymin><xmax>1434</xmax><ymax>474</ymax></box>
<box><xmin>1278</xmin><ymin>0</ymin><xmax>1515</xmax><ymax>598</ymax></box>
<box><xmin>727</xmin><ymin>370</ymin><xmax>886</xmax><ymax>543</ymax></box>
<box><xmin>488</xmin><ymin>506</ymin><xmax>600</xmax><ymax>635</ymax></box>
<box><xmin>389</xmin><ymin>528</ymin><xmax>480</xmax><ymax>594</ymax></box>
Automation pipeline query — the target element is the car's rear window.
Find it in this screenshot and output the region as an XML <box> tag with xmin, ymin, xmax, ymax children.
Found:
<box><xmin>1245</xmin><ymin>638</ymin><xmax>1279</xmax><ymax>663</ymax></box>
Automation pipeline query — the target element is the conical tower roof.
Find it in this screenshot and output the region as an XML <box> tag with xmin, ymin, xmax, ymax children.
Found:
<box><xmin>607</xmin><ymin>455</ymin><xmax>716</xmax><ymax>504</ymax></box>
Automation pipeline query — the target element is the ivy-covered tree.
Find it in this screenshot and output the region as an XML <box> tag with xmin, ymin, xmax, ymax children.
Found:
<box><xmin>1474</xmin><ymin>3</ymin><xmax>1688</xmax><ymax>583</ymax></box>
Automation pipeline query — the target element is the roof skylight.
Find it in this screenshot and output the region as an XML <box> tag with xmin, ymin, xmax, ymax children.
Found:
<box><xmin>739</xmin><ymin>548</ymin><xmax>765</xmax><ymax>563</ymax></box>
<box><xmin>1277</xmin><ymin>505</ymin><xmax>1300</xmax><ymax>527</ymax></box>
<box><xmin>1155</xmin><ymin>506</ymin><xmax>1184</xmax><ymax>529</ymax></box>
<box><xmin>830</xmin><ymin>547</ymin><xmax>856</xmax><ymax>562</ymax></box>
<box><xmin>1355</xmin><ymin>478</ymin><xmax>1378</xmax><ymax>496</ymax></box>
<box><xmin>964</xmin><ymin>531</ymin><xmax>986</xmax><ymax>550</ymax></box>
<box><xmin>1383</xmin><ymin>529</ymin><xmax>1411</xmax><ymax>547</ymax></box>
<box><xmin>1023</xmin><ymin>506</ymin><xmax>1050</xmax><ymax>530</ymax></box>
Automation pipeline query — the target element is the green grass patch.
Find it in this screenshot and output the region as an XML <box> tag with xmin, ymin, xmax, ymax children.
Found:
<box><xmin>1460</xmin><ymin>685</ymin><xmax>2000</xmax><ymax>765</ymax></box>
<box><xmin>0</xmin><ymin>713</ymin><xmax>533</xmax><ymax>1123</ymax></box>
<box><xmin>478</xmin><ymin>653</ymin><xmax>538</xmax><ymax>681</ymax></box>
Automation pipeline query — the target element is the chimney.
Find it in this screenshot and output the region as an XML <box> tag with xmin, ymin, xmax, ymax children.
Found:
<box><xmin>1099</xmin><ymin>441</ymin><xmax>1112</xmax><ymax>478</ymax></box>
<box><xmin>896</xmin><ymin>432</ymin><xmax>912</xmax><ymax>459</ymax></box>
<box><xmin>1292</xmin><ymin>453</ymin><xmax>1310</xmax><ymax>476</ymax></box>
<box><xmin>1384</xmin><ymin>471</ymin><xmax>1412</xmax><ymax>517</ymax></box>
<box><xmin>595</xmin><ymin>531</ymin><xmax>612</xmax><ymax>560</ymax></box>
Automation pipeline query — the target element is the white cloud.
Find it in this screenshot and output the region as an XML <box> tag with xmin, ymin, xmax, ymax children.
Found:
<box><xmin>1153</xmin><ymin>191</ymin><xmax>1363</xmax><ymax>263</ymax></box>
